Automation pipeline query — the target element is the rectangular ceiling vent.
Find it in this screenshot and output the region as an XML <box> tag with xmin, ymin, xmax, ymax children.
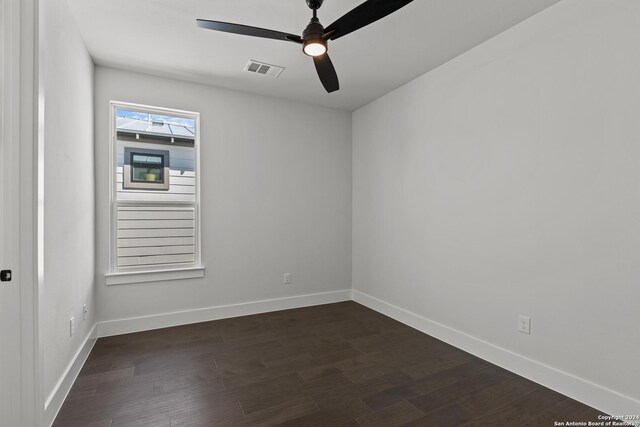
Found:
<box><xmin>245</xmin><ymin>60</ymin><xmax>285</xmax><ymax>78</ymax></box>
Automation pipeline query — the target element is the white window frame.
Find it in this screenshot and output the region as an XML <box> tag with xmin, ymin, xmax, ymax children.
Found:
<box><xmin>105</xmin><ymin>101</ymin><xmax>203</xmax><ymax>285</ymax></box>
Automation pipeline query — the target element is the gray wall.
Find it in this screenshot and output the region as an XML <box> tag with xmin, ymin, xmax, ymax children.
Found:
<box><xmin>42</xmin><ymin>0</ymin><xmax>95</xmax><ymax>402</ymax></box>
<box><xmin>95</xmin><ymin>67</ymin><xmax>352</xmax><ymax>322</ymax></box>
<box><xmin>353</xmin><ymin>0</ymin><xmax>640</xmax><ymax>404</ymax></box>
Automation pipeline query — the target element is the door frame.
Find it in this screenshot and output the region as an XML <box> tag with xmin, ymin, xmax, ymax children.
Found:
<box><xmin>0</xmin><ymin>0</ymin><xmax>21</xmax><ymax>423</ymax></box>
<box><xmin>2</xmin><ymin>0</ymin><xmax>43</xmax><ymax>425</ymax></box>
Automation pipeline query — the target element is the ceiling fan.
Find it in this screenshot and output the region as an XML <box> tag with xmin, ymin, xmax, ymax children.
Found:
<box><xmin>197</xmin><ymin>0</ymin><xmax>414</xmax><ymax>93</ymax></box>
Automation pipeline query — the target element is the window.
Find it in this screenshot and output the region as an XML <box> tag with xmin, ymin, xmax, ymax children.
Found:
<box><xmin>106</xmin><ymin>102</ymin><xmax>203</xmax><ymax>285</ymax></box>
<box><xmin>124</xmin><ymin>148</ymin><xmax>171</xmax><ymax>190</ymax></box>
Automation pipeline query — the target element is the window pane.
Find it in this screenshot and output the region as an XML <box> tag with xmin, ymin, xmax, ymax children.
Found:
<box><xmin>116</xmin><ymin>109</ymin><xmax>195</xmax><ymax>138</ymax></box>
<box><xmin>112</xmin><ymin>103</ymin><xmax>200</xmax><ymax>274</ymax></box>
<box><xmin>132</xmin><ymin>166</ymin><xmax>162</xmax><ymax>182</ymax></box>
<box><xmin>130</xmin><ymin>151</ymin><xmax>165</xmax><ymax>183</ymax></box>
<box><xmin>132</xmin><ymin>154</ymin><xmax>162</xmax><ymax>164</ymax></box>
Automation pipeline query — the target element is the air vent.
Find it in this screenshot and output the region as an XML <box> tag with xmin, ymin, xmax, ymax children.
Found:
<box><xmin>244</xmin><ymin>60</ymin><xmax>285</xmax><ymax>78</ymax></box>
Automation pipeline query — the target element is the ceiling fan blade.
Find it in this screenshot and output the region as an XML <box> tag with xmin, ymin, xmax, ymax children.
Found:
<box><xmin>324</xmin><ymin>0</ymin><xmax>414</xmax><ymax>41</ymax></box>
<box><xmin>313</xmin><ymin>54</ymin><xmax>339</xmax><ymax>93</ymax></box>
<box><xmin>197</xmin><ymin>19</ymin><xmax>302</xmax><ymax>44</ymax></box>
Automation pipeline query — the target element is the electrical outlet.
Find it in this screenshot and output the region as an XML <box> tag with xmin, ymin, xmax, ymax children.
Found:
<box><xmin>83</xmin><ymin>304</ymin><xmax>88</xmax><ymax>320</ymax></box>
<box><xmin>518</xmin><ymin>315</ymin><xmax>531</xmax><ymax>334</ymax></box>
<box><xmin>284</xmin><ymin>273</ymin><xmax>292</xmax><ymax>285</ymax></box>
<box><xmin>70</xmin><ymin>317</ymin><xmax>75</xmax><ymax>337</ymax></box>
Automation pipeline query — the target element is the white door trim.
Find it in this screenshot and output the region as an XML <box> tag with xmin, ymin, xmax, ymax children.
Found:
<box><xmin>1</xmin><ymin>0</ymin><xmax>21</xmax><ymax>423</ymax></box>
<box><xmin>4</xmin><ymin>0</ymin><xmax>44</xmax><ymax>425</ymax></box>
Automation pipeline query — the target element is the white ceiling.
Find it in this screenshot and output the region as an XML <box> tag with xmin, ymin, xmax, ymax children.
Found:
<box><xmin>67</xmin><ymin>0</ymin><xmax>561</xmax><ymax>111</ymax></box>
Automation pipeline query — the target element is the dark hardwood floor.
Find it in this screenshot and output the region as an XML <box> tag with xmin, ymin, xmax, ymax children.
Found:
<box><xmin>53</xmin><ymin>301</ymin><xmax>606</xmax><ymax>426</ymax></box>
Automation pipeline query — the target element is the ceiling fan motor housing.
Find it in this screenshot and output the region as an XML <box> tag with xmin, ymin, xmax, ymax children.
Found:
<box><xmin>302</xmin><ymin>17</ymin><xmax>327</xmax><ymax>56</ymax></box>
<box><xmin>303</xmin><ymin>18</ymin><xmax>324</xmax><ymax>41</ymax></box>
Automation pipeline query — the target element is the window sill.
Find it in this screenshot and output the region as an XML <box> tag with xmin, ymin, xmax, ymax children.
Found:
<box><xmin>105</xmin><ymin>266</ymin><xmax>205</xmax><ymax>286</ymax></box>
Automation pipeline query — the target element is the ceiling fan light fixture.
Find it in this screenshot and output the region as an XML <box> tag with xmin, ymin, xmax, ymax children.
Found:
<box><xmin>303</xmin><ymin>39</ymin><xmax>327</xmax><ymax>57</ymax></box>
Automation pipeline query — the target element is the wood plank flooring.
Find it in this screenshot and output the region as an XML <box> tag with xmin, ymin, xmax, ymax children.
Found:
<box><xmin>53</xmin><ymin>302</ymin><xmax>608</xmax><ymax>426</ymax></box>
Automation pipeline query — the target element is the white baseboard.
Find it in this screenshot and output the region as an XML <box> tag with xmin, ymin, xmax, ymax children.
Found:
<box><xmin>352</xmin><ymin>290</ymin><xmax>640</xmax><ymax>419</ymax></box>
<box><xmin>97</xmin><ymin>289</ymin><xmax>352</xmax><ymax>338</ymax></box>
<box><xmin>44</xmin><ymin>323</ymin><xmax>97</xmax><ymax>427</ymax></box>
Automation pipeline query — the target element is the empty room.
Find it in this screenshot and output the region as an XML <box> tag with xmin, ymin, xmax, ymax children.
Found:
<box><xmin>1</xmin><ymin>0</ymin><xmax>640</xmax><ymax>426</ymax></box>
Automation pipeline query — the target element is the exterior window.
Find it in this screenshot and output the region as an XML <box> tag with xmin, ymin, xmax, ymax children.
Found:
<box><xmin>123</xmin><ymin>148</ymin><xmax>170</xmax><ymax>190</ymax></box>
<box><xmin>107</xmin><ymin>102</ymin><xmax>202</xmax><ymax>284</ymax></box>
